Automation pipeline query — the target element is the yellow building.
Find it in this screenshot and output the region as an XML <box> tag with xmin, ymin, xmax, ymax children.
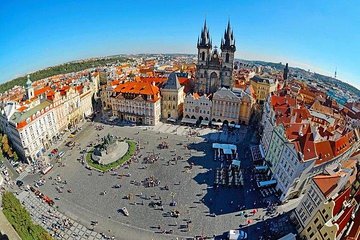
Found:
<box><xmin>292</xmin><ymin>172</ymin><xmax>357</xmax><ymax>240</ymax></box>
<box><xmin>160</xmin><ymin>72</ymin><xmax>185</xmax><ymax>121</ymax></box>
<box><xmin>250</xmin><ymin>75</ymin><xmax>278</xmax><ymax>104</ymax></box>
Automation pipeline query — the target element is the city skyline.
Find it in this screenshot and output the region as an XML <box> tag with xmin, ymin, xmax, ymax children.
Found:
<box><xmin>1</xmin><ymin>0</ymin><xmax>360</xmax><ymax>89</ymax></box>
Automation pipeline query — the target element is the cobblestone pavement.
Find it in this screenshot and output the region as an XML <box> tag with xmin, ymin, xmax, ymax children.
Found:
<box><xmin>19</xmin><ymin>121</ymin><xmax>295</xmax><ymax>240</ymax></box>
<box><xmin>17</xmin><ymin>191</ymin><xmax>106</xmax><ymax>240</ymax></box>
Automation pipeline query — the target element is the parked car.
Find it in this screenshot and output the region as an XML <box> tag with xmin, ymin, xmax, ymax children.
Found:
<box><xmin>58</xmin><ymin>151</ymin><xmax>65</xmax><ymax>158</ymax></box>
<box><xmin>227</xmin><ymin>230</ymin><xmax>247</xmax><ymax>240</ymax></box>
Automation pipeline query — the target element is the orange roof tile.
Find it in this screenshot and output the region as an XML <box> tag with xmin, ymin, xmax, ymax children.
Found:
<box><xmin>335</xmin><ymin>204</ymin><xmax>355</xmax><ymax>236</ymax></box>
<box><xmin>114</xmin><ymin>81</ymin><xmax>159</xmax><ymax>96</ymax></box>
<box><xmin>333</xmin><ymin>187</ymin><xmax>351</xmax><ymax>216</ymax></box>
<box><xmin>17</xmin><ymin>106</ymin><xmax>27</xmax><ymax>112</ymax></box>
<box><xmin>315</xmin><ymin>141</ymin><xmax>335</xmax><ymax>165</ymax></box>
<box><xmin>313</xmin><ymin>174</ymin><xmax>341</xmax><ymax>197</ymax></box>
<box><xmin>344</xmin><ymin>208</ymin><xmax>360</xmax><ymax>240</ymax></box>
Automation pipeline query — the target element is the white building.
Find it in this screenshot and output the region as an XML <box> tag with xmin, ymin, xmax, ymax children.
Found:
<box><xmin>183</xmin><ymin>93</ymin><xmax>212</xmax><ymax>124</ymax></box>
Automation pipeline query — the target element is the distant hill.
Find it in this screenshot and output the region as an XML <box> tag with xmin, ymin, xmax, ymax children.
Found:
<box><xmin>0</xmin><ymin>56</ymin><xmax>130</xmax><ymax>93</ymax></box>
<box><xmin>237</xmin><ymin>59</ymin><xmax>360</xmax><ymax>98</ymax></box>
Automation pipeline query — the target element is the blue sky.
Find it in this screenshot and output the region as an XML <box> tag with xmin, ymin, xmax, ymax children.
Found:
<box><xmin>1</xmin><ymin>0</ymin><xmax>359</xmax><ymax>89</ymax></box>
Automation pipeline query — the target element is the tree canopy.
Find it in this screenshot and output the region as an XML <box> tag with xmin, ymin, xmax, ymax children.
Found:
<box><xmin>0</xmin><ymin>56</ymin><xmax>131</xmax><ymax>93</ymax></box>
<box><xmin>2</xmin><ymin>192</ymin><xmax>53</xmax><ymax>240</ymax></box>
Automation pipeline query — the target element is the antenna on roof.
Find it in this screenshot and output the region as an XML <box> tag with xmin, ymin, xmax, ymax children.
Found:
<box><xmin>334</xmin><ymin>67</ymin><xmax>337</xmax><ymax>79</ymax></box>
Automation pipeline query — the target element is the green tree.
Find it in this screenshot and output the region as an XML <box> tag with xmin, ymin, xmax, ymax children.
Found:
<box><xmin>13</xmin><ymin>152</ymin><xmax>18</xmax><ymax>161</ymax></box>
<box><xmin>1</xmin><ymin>134</ymin><xmax>8</xmax><ymax>145</ymax></box>
<box><xmin>2</xmin><ymin>143</ymin><xmax>9</xmax><ymax>156</ymax></box>
<box><xmin>2</xmin><ymin>192</ymin><xmax>53</xmax><ymax>240</ymax></box>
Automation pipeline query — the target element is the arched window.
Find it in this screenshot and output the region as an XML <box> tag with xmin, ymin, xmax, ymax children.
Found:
<box><xmin>226</xmin><ymin>53</ymin><xmax>229</xmax><ymax>63</ymax></box>
<box><xmin>201</xmin><ymin>52</ymin><xmax>205</xmax><ymax>61</ymax></box>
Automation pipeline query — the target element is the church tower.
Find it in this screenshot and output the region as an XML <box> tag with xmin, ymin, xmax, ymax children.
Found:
<box><xmin>196</xmin><ymin>20</ymin><xmax>213</xmax><ymax>94</ymax></box>
<box><xmin>197</xmin><ymin>20</ymin><xmax>212</xmax><ymax>65</ymax></box>
<box><xmin>220</xmin><ymin>20</ymin><xmax>236</xmax><ymax>89</ymax></box>
<box><xmin>283</xmin><ymin>63</ymin><xmax>289</xmax><ymax>80</ymax></box>
<box><xmin>25</xmin><ymin>75</ymin><xmax>34</xmax><ymax>100</ymax></box>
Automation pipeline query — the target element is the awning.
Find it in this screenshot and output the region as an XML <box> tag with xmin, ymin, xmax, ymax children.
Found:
<box><xmin>255</xmin><ymin>165</ymin><xmax>268</xmax><ymax>171</ymax></box>
<box><xmin>211</xmin><ymin>122</ymin><xmax>223</xmax><ymax>126</ymax></box>
<box><xmin>212</xmin><ymin>143</ymin><xmax>237</xmax><ymax>151</ymax></box>
<box><xmin>223</xmin><ymin>149</ymin><xmax>232</xmax><ymax>155</ymax></box>
<box><xmin>232</xmin><ymin>160</ymin><xmax>241</xmax><ymax>167</ymax></box>
<box><xmin>167</xmin><ymin>117</ymin><xmax>176</xmax><ymax>122</ymax></box>
<box><xmin>181</xmin><ymin>118</ymin><xmax>197</xmax><ymax>124</ymax></box>
<box><xmin>257</xmin><ymin>179</ymin><xmax>277</xmax><ymax>188</ymax></box>
<box><xmin>201</xmin><ymin>120</ymin><xmax>210</xmax><ymax>126</ymax></box>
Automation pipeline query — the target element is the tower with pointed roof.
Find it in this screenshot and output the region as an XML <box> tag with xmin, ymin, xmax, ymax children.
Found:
<box><xmin>220</xmin><ymin>20</ymin><xmax>236</xmax><ymax>89</ymax></box>
<box><xmin>195</xmin><ymin>20</ymin><xmax>236</xmax><ymax>94</ymax></box>
<box><xmin>197</xmin><ymin>20</ymin><xmax>212</xmax><ymax>65</ymax></box>
<box><xmin>25</xmin><ymin>74</ymin><xmax>34</xmax><ymax>100</ymax></box>
<box><xmin>283</xmin><ymin>63</ymin><xmax>289</xmax><ymax>80</ymax></box>
<box><xmin>161</xmin><ymin>72</ymin><xmax>185</xmax><ymax>121</ymax></box>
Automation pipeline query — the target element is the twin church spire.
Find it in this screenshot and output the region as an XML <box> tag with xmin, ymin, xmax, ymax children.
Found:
<box><xmin>197</xmin><ymin>19</ymin><xmax>236</xmax><ymax>51</ymax></box>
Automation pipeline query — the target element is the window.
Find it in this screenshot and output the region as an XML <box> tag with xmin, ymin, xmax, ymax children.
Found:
<box><xmin>309</xmin><ymin>232</ymin><xmax>314</xmax><ymax>238</ymax></box>
<box><xmin>307</xmin><ymin>226</ymin><xmax>312</xmax><ymax>232</ymax></box>
<box><xmin>314</xmin><ymin>218</ymin><xmax>319</xmax><ymax>224</ymax></box>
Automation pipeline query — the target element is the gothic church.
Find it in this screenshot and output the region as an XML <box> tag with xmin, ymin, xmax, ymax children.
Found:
<box><xmin>196</xmin><ymin>20</ymin><xmax>236</xmax><ymax>94</ymax></box>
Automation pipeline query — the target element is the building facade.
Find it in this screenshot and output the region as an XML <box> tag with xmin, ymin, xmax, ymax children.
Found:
<box><xmin>161</xmin><ymin>72</ymin><xmax>185</xmax><ymax>121</ymax></box>
<box><xmin>111</xmin><ymin>81</ymin><xmax>161</xmax><ymax>126</ymax></box>
<box><xmin>211</xmin><ymin>87</ymin><xmax>254</xmax><ymax>125</ymax></box>
<box><xmin>250</xmin><ymin>75</ymin><xmax>278</xmax><ymax>104</ymax></box>
<box><xmin>0</xmin><ymin>75</ymin><xmax>97</xmax><ymax>162</ymax></box>
<box><xmin>183</xmin><ymin>93</ymin><xmax>212</xmax><ymax>122</ymax></box>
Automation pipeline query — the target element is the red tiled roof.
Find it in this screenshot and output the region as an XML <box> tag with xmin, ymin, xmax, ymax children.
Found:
<box><xmin>335</xmin><ymin>205</ymin><xmax>355</xmax><ymax>236</ymax></box>
<box><xmin>34</xmin><ymin>86</ymin><xmax>52</xmax><ymax>97</ymax></box>
<box><xmin>333</xmin><ymin>187</ymin><xmax>351</xmax><ymax>216</ymax></box>
<box><xmin>313</xmin><ymin>175</ymin><xmax>340</xmax><ymax>197</ymax></box>
<box><xmin>270</xmin><ymin>95</ymin><xmax>296</xmax><ymax>108</ymax></box>
<box><xmin>294</xmin><ymin>131</ymin><xmax>317</xmax><ymax>161</ymax></box>
<box><xmin>344</xmin><ymin>208</ymin><xmax>360</xmax><ymax>240</ymax></box>
<box><xmin>315</xmin><ymin>141</ymin><xmax>335</xmax><ymax>165</ymax></box>
<box><xmin>291</xmin><ymin>107</ymin><xmax>310</xmax><ymax>123</ymax></box>
<box><xmin>17</xmin><ymin>106</ymin><xmax>27</xmax><ymax>112</ymax></box>
<box><xmin>333</xmin><ymin>131</ymin><xmax>355</xmax><ymax>157</ymax></box>
<box><xmin>285</xmin><ymin>123</ymin><xmax>310</xmax><ymax>141</ymax></box>
<box><xmin>114</xmin><ymin>81</ymin><xmax>159</xmax><ymax>97</ymax></box>
<box><xmin>138</xmin><ymin>77</ymin><xmax>167</xmax><ymax>85</ymax></box>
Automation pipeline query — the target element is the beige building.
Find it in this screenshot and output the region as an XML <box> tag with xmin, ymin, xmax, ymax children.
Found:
<box><xmin>291</xmin><ymin>171</ymin><xmax>357</xmax><ymax>240</ymax></box>
<box><xmin>110</xmin><ymin>81</ymin><xmax>161</xmax><ymax>126</ymax></box>
<box><xmin>211</xmin><ymin>87</ymin><xmax>254</xmax><ymax>125</ymax></box>
<box><xmin>161</xmin><ymin>73</ymin><xmax>185</xmax><ymax>121</ymax></box>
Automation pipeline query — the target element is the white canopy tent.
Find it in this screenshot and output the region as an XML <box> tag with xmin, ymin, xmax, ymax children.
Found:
<box><xmin>181</xmin><ymin>118</ymin><xmax>197</xmax><ymax>125</ymax></box>
<box><xmin>232</xmin><ymin>160</ymin><xmax>241</xmax><ymax>167</ymax></box>
<box><xmin>211</xmin><ymin>122</ymin><xmax>223</xmax><ymax>126</ymax></box>
<box><xmin>201</xmin><ymin>120</ymin><xmax>210</xmax><ymax>126</ymax></box>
